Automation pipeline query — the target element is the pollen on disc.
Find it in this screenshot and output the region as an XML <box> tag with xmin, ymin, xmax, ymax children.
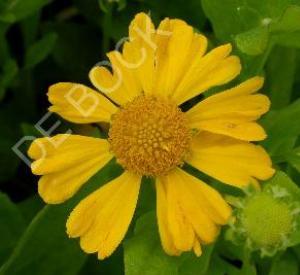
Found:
<box><xmin>108</xmin><ymin>96</ymin><xmax>192</xmax><ymax>177</ymax></box>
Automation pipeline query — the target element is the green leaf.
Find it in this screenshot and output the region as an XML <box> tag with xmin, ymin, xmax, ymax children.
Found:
<box><xmin>272</xmin><ymin>31</ymin><xmax>300</xmax><ymax>48</ymax></box>
<box><xmin>269</xmin><ymin>5</ymin><xmax>300</xmax><ymax>48</ymax></box>
<box><xmin>264</xmin><ymin>171</ymin><xmax>300</xmax><ymax>200</ymax></box>
<box><xmin>201</xmin><ymin>0</ymin><xmax>261</xmax><ymax>41</ymax></box>
<box><xmin>286</xmin><ymin>147</ymin><xmax>300</xmax><ymax>172</ymax></box>
<box><xmin>0</xmin><ymin>58</ymin><xmax>18</xmax><ymax>100</ymax></box>
<box><xmin>0</xmin><ymin>205</ymin><xmax>86</xmax><ymax>275</ymax></box>
<box><xmin>0</xmin><ymin>13</ymin><xmax>14</xmax><ymax>23</ymax></box>
<box><xmin>201</xmin><ymin>0</ymin><xmax>295</xmax><ymax>42</ymax></box>
<box><xmin>0</xmin><ymin>0</ymin><xmax>50</xmax><ymax>22</ymax></box>
<box><xmin>269</xmin><ymin>251</ymin><xmax>298</xmax><ymax>275</ymax></box>
<box><xmin>178</xmin><ymin>245</ymin><xmax>214</xmax><ymax>275</ymax></box>
<box><xmin>124</xmin><ymin>212</ymin><xmax>179</xmax><ymax>275</ymax></box>
<box><xmin>270</xmin><ymin>5</ymin><xmax>300</xmax><ymax>32</ymax></box>
<box><xmin>0</xmin><ymin>193</ymin><xmax>26</xmax><ymax>266</ymax></box>
<box><xmin>0</xmin><ymin>136</ymin><xmax>20</xmax><ymax>182</ymax></box>
<box><xmin>260</xmin><ymin>99</ymin><xmax>300</xmax><ymax>157</ymax></box>
<box><xmin>135</xmin><ymin>177</ymin><xmax>156</xmax><ymax>219</ymax></box>
<box><xmin>240</xmin><ymin>263</ymin><xmax>257</xmax><ymax>275</ymax></box>
<box><xmin>0</xmin><ymin>161</ymin><xmax>122</xmax><ymax>275</ymax></box>
<box><xmin>205</xmin><ymin>255</ymin><xmax>241</xmax><ymax>275</ymax></box>
<box><xmin>79</xmin><ymin>249</ymin><xmax>124</xmax><ymax>275</ymax></box>
<box><xmin>52</xmin><ymin>22</ymin><xmax>102</xmax><ymax>81</ymax></box>
<box><xmin>235</xmin><ymin>27</ymin><xmax>269</xmax><ymax>56</ymax></box>
<box><xmin>98</xmin><ymin>0</ymin><xmax>126</xmax><ymax>12</ymax></box>
<box><xmin>266</xmin><ymin>46</ymin><xmax>296</xmax><ymax>109</ymax></box>
<box><xmin>24</xmin><ymin>32</ymin><xmax>57</xmax><ymax>69</ymax></box>
<box><xmin>17</xmin><ymin>195</ymin><xmax>44</xmax><ymax>224</ymax></box>
<box><xmin>145</xmin><ymin>0</ymin><xmax>206</xmax><ymax>31</ymax></box>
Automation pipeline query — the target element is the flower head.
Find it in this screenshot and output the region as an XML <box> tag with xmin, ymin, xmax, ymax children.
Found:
<box><xmin>227</xmin><ymin>184</ymin><xmax>299</xmax><ymax>256</ymax></box>
<box><xmin>109</xmin><ymin>95</ymin><xmax>192</xmax><ymax>176</ymax></box>
<box><xmin>28</xmin><ymin>12</ymin><xmax>274</xmax><ymax>259</ymax></box>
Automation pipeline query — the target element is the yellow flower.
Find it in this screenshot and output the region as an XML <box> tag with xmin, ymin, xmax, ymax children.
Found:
<box><xmin>28</xmin><ymin>12</ymin><xmax>275</xmax><ymax>259</ymax></box>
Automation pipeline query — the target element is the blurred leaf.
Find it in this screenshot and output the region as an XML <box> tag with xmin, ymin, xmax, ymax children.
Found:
<box><xmin>201</xmin><ymin>0</ymin><xmax>260</xmax><ymax>41</ymax></box>
<box><xmin>235</xmin><ymin>27</ymin><xmax>269</xmax><ymax>55</ymax></box>
<box><xmin>0</xmin><ymin>161</ymin><xmax>122</xmax><ymax>275</ymax></box>
<box><xmin>0</xmin><ymin>205</ymin><xmax>86</xmax><ymax>275</ymax></box>
<box><xmin>270</xmin><ymin>5</ymin><xmax>300</xmax><ymax>32</ymax></box>
<box><xmin>266</xmin><ymin>46</ymin><xmax>296</xmax><ymax>109</ymax></box>
<box><xmin>98</xmin><ymin>0</ymin><xmax>126</xmax><ymax>12</ymax></box>
<box><xmin>201</xmin><ymin>0</ymin><xmax>295</xmax><ymax>42</ymax></box>
<box><xmin>17</xmin><ymin>195</ymin><xmax>44</xmax><ymax>224</ymax></box>
<box><xmin>124</xmin><ymin>212</ymin><xmax>179</xmax><ymax>275</ymax></box>
<box><xmin>261</xmin><ymin>99</ymin><xmax>300</xmax><ymax>156</ymax></box>
<box><xmin>240</xmin><ymin>264</ymin><xmax>256</xmax><ymax>275</ymax></box>
<box><xmin>0</xmin><ymin>13</ymin><xmax>14</xmax><ymax>23</ymax></box>
<box><xmin>270</xmin><ymin>5</ymin><xmax>300</xmax><ymax>48</ymax></box>
<box><xmin>134</xmin><ymin>177</ymin><xmax>155</xmax><ymax>219</ymax></box>
<box><xmin>52</xmin><ymin>22</ymin><xmax>102</xmax><ymax>81</ymax></box>
<box><xmin>269</xmin><ymin>251</ymin><xmax>298</xmax><ymax>275</ymax></box>
<box><xmin>79</xmin><ymin>249</ymin><xmax>123</xmax><ymax>275</ymax></box>
<box><xmin>0</xmin><ymin>193</ymin><xmax>26</xmax><ymax>265</ymax></box>
<box><xmin>21</xmin><ymin>13</ymin><xmax>41</xmax><ymax>49</ymax></box>
<box><xmin>20</xmin><ymin>123</ymin><xmax>42</xmax><ymax>138</ymax></box>
<box><xmin>205</xmin><ymin>255</ymin><xmax>241</xmax><ymax>275</ymax></box>
<box><xmin>73</xmin><ymin>0</ymin><xmax>102</xmax><ymax>28</ymax></box>
<box><xmin>264</xmin><ymin>171</ymin><xmax>300</xmax><ymax>200</ymax></box>
<box><xmin>24</xmin><ymin>32</ymin><xmax>57</xmax><ymax>69</ymax></box>
<box><xmin>0</xmin><ymin>58</ymin><xmax>18</xmax><ymax>100</ymax></box>
<box><xmin>286</xmin><ymin>147</ymin><xmax>300</xmax><ymax>172</ymax></box>
<box><xmin>0</xmin><ymin>0</ymin><xmax>50</xmax><ymax>22</ymax></box>
<box><xmin>178</xmin><ymin>245</ymin><xmax>214</xmax><ymax>275</ymax></box>
<box><xmin>272</xmin><ymin>31</ymin><xmax>300</xmax><ymax>48</ymax></box>
<box><xmin>145</xmin><ymin>0</ymin><xmax>206</xmax><ymax>30</ymax></box>
<box><xmin>0</xmin><ymin>136</ymin><xmax>20</xmax><ymax>182</ymax></box>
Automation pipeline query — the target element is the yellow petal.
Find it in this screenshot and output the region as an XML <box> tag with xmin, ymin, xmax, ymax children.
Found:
<box><xmin>129</xmin><ymin>12</ymin><xmax>155</xmax><ymax>46</ymax></box>
<box><xmin>48</xmin><ymin>83</ymin><xmax>118</xmax><ymax>123</ymax></box>
<box><xmin>174</xmin><ymin>50</ymin><xmax>241</xmax><ymax>104</ymax></box>
<box><xmin>186</xmin><ymin>132</ymin><xmax>275</xmax><ymax>188</ymax></box>
<box><xmin>193</xmin><ymin>239</ymin><xmax>202</xmax><ymax>257</ymax></box>
<box><xmin>89</xmin><ymin>66</ymin><xmax>129</xmax><ymax>105</ymax></box>
<box><xmin>187</xmin><ymin>77</ymin><xmax>270</xmax><ymax>141</ymax></box>
<box><xmin>107</xmin><ymin>50</ymin><xmax>142</xmax><ymax>97</ymax></box>
<box><xmin>191</xmin><ymin>120</ymin><xmax>267</xmax><ymax>141</ymax></box>
<box><xmin>66</xmin><ymin>181</ymin><xmax>112</xmax><ymax>238</ymax></box>
<box><xmin>153</xmin><ymin>18</ymin><xmax>195</xmax><ymax>99</ymax></box>
<box><xmin>165</xmin><ymin>169</ymin><xmax>221</xmax><ymax>243</ymax></box>
<box><xmin>155</xmin><ymin>180</ymin><xmax>181</xmax><ymax>256</ymax></box>
<box><xmin>128</xmin><ymin>12</ymin><xmax>155</xmax><ymax>94</ymax></box>
<box><xmin>174</xmin><ymin>168</ymin><xmax>232</xmax><ymax>225</ymax></box>
<box><xmin>69</xmin><ymin>172</ymin><xmax>141</xmax><ymax>259</ymax></box>
<box><xmin>156</xmin><ymin>168</ymin><xmax>228</xmax><ymax>255</ymax></box>
<box><xmin>122</xmin><ymin>41</ymin><xmax>155</xmax><ymax>95</ymax></box>
<box><xmin>165</xmin><ymin>177</ymin><xmax>195</xmax><ymax>251</ymax></box>
<box><xmin>90</xmin><ymin>13</ymin><xmax>155</xmax><ymax>105</ymax></box>
<box><xmin>28</xmin><ymin>135</ymin><xmax>112</xmax><ymax>203</ymax></box>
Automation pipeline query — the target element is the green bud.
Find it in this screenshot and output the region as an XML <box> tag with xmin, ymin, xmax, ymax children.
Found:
<box><xmin>227</xmin><ymin>185</ymin><xmax>300</xmax><ymax>257</ymax></box>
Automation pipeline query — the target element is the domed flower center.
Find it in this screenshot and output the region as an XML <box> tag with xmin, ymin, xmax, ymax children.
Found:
<box><xmin>242</xmin><ymin>193</ymin><xmax>293</xmax><ymax>247</ymax></box>
<box><xmin>109</xmin><ymin>96</ymin><xmax>192</xmax><ymax>177</ymax></box>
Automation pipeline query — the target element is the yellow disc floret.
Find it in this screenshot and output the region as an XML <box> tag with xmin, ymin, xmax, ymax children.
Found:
<box><xmin>109</xmin><ymin>96</ymin><xmax>192</xmax><ymax>177</ymax></box>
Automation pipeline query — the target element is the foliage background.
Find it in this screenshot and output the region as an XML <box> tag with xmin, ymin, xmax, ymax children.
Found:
<box><xmin>1</xmin><ymin>0</ymin><xmax>300</xmax><ymax>274</ymax></box>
